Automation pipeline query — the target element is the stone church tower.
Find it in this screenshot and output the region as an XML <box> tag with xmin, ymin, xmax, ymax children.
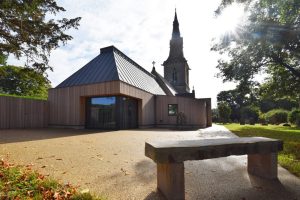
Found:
<box><xmin>163</xmin><ymin>10</ymin><xmax>191</xmax><ymax>94</ymax></box>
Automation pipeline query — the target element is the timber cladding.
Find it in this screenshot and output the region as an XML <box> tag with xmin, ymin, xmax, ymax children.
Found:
<box><xmin>155</xmin><ymin>95</ymin><xmax>210</xmax><ymax>128</ymax></box>
<box><xmin>0</xmin><ymin>96</ymin><xmax>48</xmax><ymax>129</ymax></box>
<box><xmin>48</xmin><ymin>80</ymin><xmax>211</xmax><ymax>129</ymax></box>
<box><xmin>48</xmin><ymin>81</ymin><xmax>155</xmax><ymax>128</ymax></box>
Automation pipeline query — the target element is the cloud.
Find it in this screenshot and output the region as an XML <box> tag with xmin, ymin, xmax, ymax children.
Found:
<box><xmin>7</xmin><ymin>0</ymin><xmax>242</xmax><ymax>107</ymax></box>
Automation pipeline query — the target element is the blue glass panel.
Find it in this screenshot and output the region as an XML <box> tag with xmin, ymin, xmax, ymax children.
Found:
<box><xmin>91</xmin><ymin>97</ymin><xmax>116</xmax><ymax>105</ymax></box>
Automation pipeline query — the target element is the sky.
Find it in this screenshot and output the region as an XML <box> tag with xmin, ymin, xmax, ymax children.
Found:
<box><xmin>8</xmin><ymin>0</ymin><xmax>246</xmax><ymax>108</ymax></box>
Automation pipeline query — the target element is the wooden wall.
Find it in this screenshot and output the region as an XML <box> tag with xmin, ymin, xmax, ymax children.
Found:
<box><xmin>0</xmin><ymin>96</ymin><xmax>48</xmax><ymax>129</ymax></box>
<box><xmin>48</xmin><ymin>80</ymin><xmax>211</xmax><ymax>129</ymax></box>
<box><xmin>48</xmin><ymin>81</ymin><xmax>120</xmax><ymax>128</ymax></box>
<box><xmin>119</xmin><ymin>82</ymin><xmax>155</xmax><ymax>127</ymax></box>
<box><xmin>155</xmin><ymin>95</ymin><xmax>210</xmax><ymax>128</ymax></box>
<box><xmin>48</xmin><ymin>81</ymin><xmax>156</xmax><ymax>128</ymax></box>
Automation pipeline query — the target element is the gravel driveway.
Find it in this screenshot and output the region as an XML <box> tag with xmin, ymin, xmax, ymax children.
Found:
<box><xmin>0</xmin><ymin>125</ymin><xmax>299</xmax><ymax>199</ymax></box>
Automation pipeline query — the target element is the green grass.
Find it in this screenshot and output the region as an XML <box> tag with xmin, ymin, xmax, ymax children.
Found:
<box><xmin>0</xmin><ymin>93</ymin><xmax>47</xmax><ymax>100</ymax></box>
<box><xmin>0</xmin><ymin>160</ymin><xmax>105</xmax><ymax>200</ymax></box>
<box><xmin>224</xmin><ymin>123</ymin><xmax>300</xmax><ymax>177</ymax></box>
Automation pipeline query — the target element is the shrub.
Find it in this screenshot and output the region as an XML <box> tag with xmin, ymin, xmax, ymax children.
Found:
<box><xmin>265</xmin><ymin>109</ymin><xmax>288</xmax><ymax>124</ymax></box>
<box><xmin>288</xmin><ymin>109</ymin><xmax>300</xmax><ymax>126</ymax></box>
<box><xmin>259</xmin><ymin>112</ymin><xmax>267</xmax><ymax>124</ymax></box>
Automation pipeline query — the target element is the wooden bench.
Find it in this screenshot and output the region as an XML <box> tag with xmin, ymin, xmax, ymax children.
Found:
<box><xmin>145</xmin><ymin>137</ymin><xmax>283</xmax><ymax>200</ymax></box>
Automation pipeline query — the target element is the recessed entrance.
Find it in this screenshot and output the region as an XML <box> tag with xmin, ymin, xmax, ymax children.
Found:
<box><xmin>86</xmin><ymin>96</ymin><xmax>138</xmax><ymax>129</ymax></box>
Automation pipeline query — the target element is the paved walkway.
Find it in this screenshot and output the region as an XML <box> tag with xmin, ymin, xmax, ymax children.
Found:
<box><xmin>0</xmin><ymin>125</ymin><xmax>299</xmax><ymax>199</ymax></box>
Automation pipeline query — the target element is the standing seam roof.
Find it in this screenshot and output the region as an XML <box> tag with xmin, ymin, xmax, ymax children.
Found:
<box><xmin>56</xmin><ymin>46</ymin><xmax>166</xmax><ymax>95</ymax></box>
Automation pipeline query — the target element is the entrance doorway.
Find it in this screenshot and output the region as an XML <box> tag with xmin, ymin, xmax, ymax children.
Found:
<box><xmin>86</xmin><ymin>96</ymin><xmax>138</xmax><ymax>129</ymax></box>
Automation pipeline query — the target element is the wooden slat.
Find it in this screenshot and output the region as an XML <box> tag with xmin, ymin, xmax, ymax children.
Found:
<box><xmin>0</xmin><ymin>96</ymin><xmax>48</xmax><ymax>129</ymax></box>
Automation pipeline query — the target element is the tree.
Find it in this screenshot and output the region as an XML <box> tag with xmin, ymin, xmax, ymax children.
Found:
<box><xmin>218</xmin><ymin>102</ymin><xmax>232</xmax><ymax>123</ymax></box>
<box><xmin>259</xmin><ymin>65</ymin><xmax>300</xmax><ymax>107</ymax></box>
<box><xmin>0</xmin><ymin>0</ymin><xmax>81</xmax><ymax>74</ymax></box>
<box><xmin>240</xmin><ymin>106</ymin><xmax>259</xmax><ymax>124</ymax></box>
<box><xmin>0</xmin><ymin>65</ymin><xmax>50</xmax><ymax>98</ymax></box>
<box><xmin>212</xmin><ymin>0</ymin><xmax>300</xmax><ymax>92</ymax></box>
<box><xmin>217</xmin><ymin>83</ymin><xmax>259</xmax><ymax>121</ymax></box>
<box><xmin>217</xmin><ymin>89</ymin><xmax>241</xmax><ymax>121</ymax></box>
<box><xmin>212</xmin><ymin>108</ymin><xmax>220</xmax><ymax>122</ymax></box>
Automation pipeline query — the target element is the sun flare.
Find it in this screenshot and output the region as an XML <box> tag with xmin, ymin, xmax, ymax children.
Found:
<box><xmin>215</xmin><ymin>3</ymin><xmax>246</xmax><ymax>36</ymax></box>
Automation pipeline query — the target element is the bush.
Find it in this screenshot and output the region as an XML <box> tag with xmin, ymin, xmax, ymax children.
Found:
<box><xmin>288</xmin><ymin>109</ymin><xmax>300</xmax><ymax>126</ymax></box>
<box><xmin>265</xmin><ymin>109</ymin><xmax>288</xmax><ymax>124</ymax></box>
<box><xmin>259</xmin><ymin>113</ymin><xmax>267</xmax><ymax>124</ymax></box>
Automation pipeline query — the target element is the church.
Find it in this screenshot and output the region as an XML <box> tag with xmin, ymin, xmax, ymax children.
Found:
<box><xmin>48</xmin><ymin>11</ymin><xmax>212</xmax><ymax>129</ymax></box>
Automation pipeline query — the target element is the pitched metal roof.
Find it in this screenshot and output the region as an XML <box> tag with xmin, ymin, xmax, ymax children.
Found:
<box><xmin>151</xmin><ymin>67</ymin><xmax>177</xmax><ymax>96</ymax></box>
<box><xmin>56</xmin><ymin>46</ymin><xmax>166</xmax><ymax>95</ymax></box>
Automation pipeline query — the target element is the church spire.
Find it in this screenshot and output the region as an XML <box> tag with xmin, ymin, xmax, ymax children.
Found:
<box><xmin>163</xmin><ymin>9</ymin><xmax>190</xmax><ymax>94</ymax></box>
<box><xmin>172</xmin><ymin>9</ymin><xmax>181</xmax><ymax>38</ymax></box>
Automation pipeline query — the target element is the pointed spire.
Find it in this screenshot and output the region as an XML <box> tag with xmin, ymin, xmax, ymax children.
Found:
<box><xmin>172</xmin><ymin>8</ymin><xmax>181</xmax><ymax>38</ymax></box>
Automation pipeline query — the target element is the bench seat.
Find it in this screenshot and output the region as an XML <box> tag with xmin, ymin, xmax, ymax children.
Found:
<box><xmin>145</xmin><ymin>137</ymin><xmax>283</xmax><ymax>200</ymax></box>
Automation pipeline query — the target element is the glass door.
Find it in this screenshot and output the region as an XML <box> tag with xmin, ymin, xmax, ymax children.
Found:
<box><xmin>86</xmin><ymin>97</ymin><xmax>116</xmax><ymax>129</ymax></box>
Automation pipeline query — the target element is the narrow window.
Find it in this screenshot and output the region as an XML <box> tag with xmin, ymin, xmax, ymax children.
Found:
<box><xmin>168</xmin><ymin>104</ymin><xmax>178</xmax><ymax>116</ymax></box>
<box><xmin>172</xmin><ymin>68</ymin><xmax>177</xmax><ymax>83</ymax></box>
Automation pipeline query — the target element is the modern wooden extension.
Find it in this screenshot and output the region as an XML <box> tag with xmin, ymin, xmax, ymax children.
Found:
<box><xmin>145</xmin><ymin>137</ymin><xmax>283</xmax><ymax>200</ymax></box>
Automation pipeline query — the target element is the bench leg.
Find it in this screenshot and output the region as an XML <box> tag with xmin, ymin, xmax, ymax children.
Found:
<box><xmin>157</xmin><ymin>162</ymin><xmax>185</xmax><ymax>200</ymax></box>
<box><xmin>247</xmin><ymin>153</ymin><xmax>278</xmax><ymax>179</ymax></box>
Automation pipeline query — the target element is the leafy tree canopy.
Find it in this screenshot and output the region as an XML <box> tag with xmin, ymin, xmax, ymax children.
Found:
<box><xmin>259</xmin><ymin>65</ymin><xmax>300</xmax><ymax>100</ymax></box>
<box><xmin>0</xmin><ymin>65</ymin><xmax>51</xmax><ymax>98</ymax></box>
<box><xmin>0</xmin><ymin>0</ymin><xmax>81</xmax><ymax>74</ymax></box>
<box><xmin>218</xmin><ymin>102</ymin><xmax>232</xmax><ymax>123</ymax></box>
<box><xmin>212</xmin><ymin>0</ymin><xmax>300</xmax><ymax>89</ymax></box>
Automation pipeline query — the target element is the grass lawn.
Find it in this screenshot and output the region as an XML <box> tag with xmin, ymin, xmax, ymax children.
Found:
<box><xmin>0</xmin><ymin>160</ymin><xmax>105</xmax><ymax>200</ymax></box>
<box><xmin>224</xmin><ymin>123</ymin><xmax>300</xmax><ymax>177</ymax></box>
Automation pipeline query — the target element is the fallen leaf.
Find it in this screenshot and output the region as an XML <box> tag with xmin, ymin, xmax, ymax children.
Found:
<box><xmin>37</xmin><ymin>157</ymin><xmax>43</xmax><ymax>160</ymax></box>
<box><xmin>81</xmin><ymin>189</ymin><xmax>90</xmax><ymax>194</ymax></box>
<box><xmin>56</xmin><ymin>158</ymin><xmax>63</xmax><ymax>161</ymax></box>
<box><xmin>53</xmin><ymin>192</ymin><xmax>59</xmax><ymax>198</ymax></box>
<box><xmin>62</xmin><ymin>171</ymin><xmax>67</xmax><ymax>174</ymax></box>
<box><xmin>41</xmin><ymin>165</ymin><xmax>47</xmax><ymax>168</ymax></box>
<box><xmin>27</xmin><ymin>190</ymin><xmax>33</xmax><ymax>196</ymax></box>
<box><xmin>121</xmin><ymin>168</ymin><xmax>130</xmax><ymax>175</ymax></box>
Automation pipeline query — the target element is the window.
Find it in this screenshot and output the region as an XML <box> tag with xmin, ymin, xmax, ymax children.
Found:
<box><xmin>172</xmin><ymin>68</ymin><xmax>177</xmax><ymax>83</ymax></box>
<box><xmin>168</xmin><ymin>104</ymin><xmax>178</xmax><ymax>116</ymax></box>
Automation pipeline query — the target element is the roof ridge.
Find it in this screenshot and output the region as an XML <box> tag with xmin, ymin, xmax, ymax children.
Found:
<box><xmin>101</xmin><ymin>46</ymin><xmax>155</xmax><ymax>78</ymax></box>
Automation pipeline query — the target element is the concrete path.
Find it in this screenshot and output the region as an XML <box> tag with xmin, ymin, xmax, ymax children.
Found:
<box><xmin>0</xmin><ymin>125</ymin><xmax>299</xmax><ymax>199</ymax></box>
